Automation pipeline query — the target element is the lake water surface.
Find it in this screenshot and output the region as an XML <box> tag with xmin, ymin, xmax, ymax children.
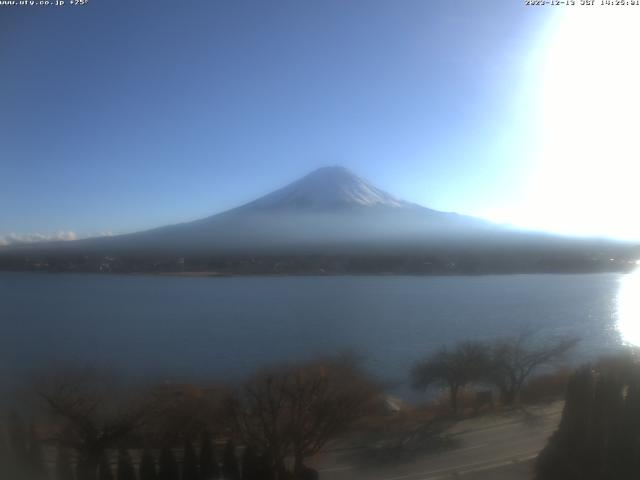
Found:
<box><xmin>1</xmin><ymin>271</ymin><xmax>638</xmax><ymax>394</ymax></box>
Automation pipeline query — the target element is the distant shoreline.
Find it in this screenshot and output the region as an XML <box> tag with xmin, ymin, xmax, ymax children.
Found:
<box><xmin>1</xmin><ymin>246</ymin><xmax>638</xmax><ymax>277</ymax></box>
<box><xmin>0</xmin><ymin>267</ymin><xmax>635</xmax><ymax>278</ymax></box>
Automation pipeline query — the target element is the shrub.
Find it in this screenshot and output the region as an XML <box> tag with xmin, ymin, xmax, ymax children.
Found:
<box><xmin>520</xmin><ymin>369</ymin><xmax>571</xmax><ymax>405</ymax></box>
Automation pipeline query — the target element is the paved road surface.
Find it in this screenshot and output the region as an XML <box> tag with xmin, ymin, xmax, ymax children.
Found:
<box><xmin>313</xmin><ymin>403</ymin><xmax>562</xmax><ymax>480</ymax></box>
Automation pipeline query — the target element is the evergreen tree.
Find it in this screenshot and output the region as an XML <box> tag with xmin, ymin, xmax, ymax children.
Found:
<box><xmin>199</xmin><ymin>430</ymin><xmax>219</xmax><ymax>480</ymax></box>
<box><xmin>0</xmin><ymin>429</ymin><xmax>5</xmax><ymax>473</ymax></box>
<box><xmin>255</xmin><ymin>454</ymin><xmax>273</xmax><ymax>480</ymax></box>
<box><xmin>76</xmin><ymin>456</ymin><xmax>97</xmax><ymax>480</ymax></box>
<box><xmin>620</xmin><ymin>377</ymin><xmax>640</xmax><ymax>474</ymax></box>
<box><xmin>157</xmin><ymin>446</ymin><xmax>179</xmax><ymax>480</ymax></box>
<box><xmin>8</xmin><ymin>411</ymin><xmax>29</xmax><ymax>473</ymax></box>
<box><xmin>98</xmin><ymin>453</ymin><xmax>114</xmax><ymax>480</ymax></box>
<box><xmin>1</xmin><ymin>423</ymin><xmax>19</xmax><ymax>480</ymax></box>
<box><xmin>536</xmin><ymin>360</ymin><xmax>640</xmax><ymax>479</ymax></box>
<box><xmin>221</xmin><ymin>440</ymin><xmax>239</xmax><ymax>480</ymax></box>
<box><xmin>27</xmin><ymin>422</ymin><xmax>46</xmax><ymax>480</ymax></box>
<box><xmin>75</xmin><ymin>460</ymin><xmax>83</xmax><ymax>480</ymax></box>
<box><xmin>183</xmin><ymin>439</ymin><xmax>199</xmax><ymax>480</ymax></box>
<box><xmin>54</xmin><ymin>446</ymin><xmax>74</xmax><ymax>480</ymax></box>
<box><xmin>139</xmin><ymin>448</ymin><xmax>157</xmax><ymax>480</ymax></box>
<box><xmin>116</xmin><ymin>448</ymin><xmax>136</xmax><ymax>480</ymax></box>
<box><xmin>240</xmin><ymin>445</ymin><xmax>259</xmax><ymax>480</ymax></box>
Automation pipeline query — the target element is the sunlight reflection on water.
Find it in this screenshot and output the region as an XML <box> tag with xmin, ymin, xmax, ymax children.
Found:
<box><xmin>617</xmin><ymin>266</ymin><xmax>640</xmax><ymax>346</ymax></box>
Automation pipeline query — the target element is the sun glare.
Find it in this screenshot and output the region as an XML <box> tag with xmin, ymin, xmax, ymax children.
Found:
<box><xmin>497</xmin><ymin>8</ymin><xmax>640</xmax><ymax>240</ymax></box>
<box><xmin>617</xmin><ymin>268</ymin><xmax>640</xmax><ymax>346</ymax></box>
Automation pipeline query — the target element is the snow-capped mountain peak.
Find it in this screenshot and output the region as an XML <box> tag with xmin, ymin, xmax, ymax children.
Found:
<box><xmin>237</xmin><ymin>166</ymin><xmax>414</xmax><ymax>211</ymax></box>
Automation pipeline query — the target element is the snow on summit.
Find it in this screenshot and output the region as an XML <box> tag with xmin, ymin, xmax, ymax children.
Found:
<box><xmin>238</xmin><ymin>166</ymin><xmax>414</xmax><ymax>211</ymax></box>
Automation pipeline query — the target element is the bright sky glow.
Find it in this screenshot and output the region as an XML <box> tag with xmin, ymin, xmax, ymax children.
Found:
<box><xmin>617</xmin><ymin>268</ymin><xmax>640</xmax><ymax>346</ymax></box>
<box><xmin>484</xmin><ymin>7</ymin><xmax>640</xmax><ymax>240</ymax></box>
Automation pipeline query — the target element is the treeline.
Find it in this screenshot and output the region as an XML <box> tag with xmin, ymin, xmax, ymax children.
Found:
<box><xmin>2</xmin><ymin>416</ymin><xmax>268</xmax><ymax>480</ymax></box>
<box><xmin>1</xmin><ymin>354</ymin><xmax>377</xmax><ymax>480</ymax></box>
<box><xmin>0</xmin><ymin>250</ymin><xmax>636</xmax><ymax>275</ymax></box>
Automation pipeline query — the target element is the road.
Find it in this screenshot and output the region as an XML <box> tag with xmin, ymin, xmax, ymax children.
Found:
<box><xmin>313</xmin><ymin>402</ymin><xmax>563</xmax><ymax>480</ymax></box>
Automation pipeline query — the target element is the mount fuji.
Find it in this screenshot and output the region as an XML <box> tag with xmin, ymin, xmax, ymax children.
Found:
<box><xmin>1</xmin><ymin>166</ymin><xmax>636</xmax><ymax>274</ymax></box>
<box><xmin>54</xmin><ymin>166</ymin><xmax>497</xmax><ymax>254</ymax></box>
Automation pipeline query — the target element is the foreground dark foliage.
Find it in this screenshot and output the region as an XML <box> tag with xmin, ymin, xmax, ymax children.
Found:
<box><xmin>198</xmin><ymin>429</ymin><xmax>219</xmax><ymax>480</ymax></box>
<box><xmin>536</xmin><ymin>354</ymin><xmax>640</xmax><ymax>479</ymax></box>
<box><xmin>2</xmin><ymin>353</ymin><xmax>375</xmax><ymax>480</ymax></box>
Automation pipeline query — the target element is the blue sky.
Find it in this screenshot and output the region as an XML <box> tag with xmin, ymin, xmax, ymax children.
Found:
<box><xmin>2</xmin><ymin>1</ymin><xmax>638</xmax><ymax>242</ymax></box>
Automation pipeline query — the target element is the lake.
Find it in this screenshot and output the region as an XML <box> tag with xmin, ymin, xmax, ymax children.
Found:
<box><xmin>1</xmin><ymin>271</ymin><xmax>638</xmax><ymax>396</ymax></box>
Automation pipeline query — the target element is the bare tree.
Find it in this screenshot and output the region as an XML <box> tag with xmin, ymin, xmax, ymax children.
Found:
<box><xmin>412</xmin><ymin>341</ymin><xmax>488</xmax><ymax>413</ymax></box>
<box><xmin>231</xmin><ymin>355</ymin><xmax>378</xmax><ymax>480</ymax></box>
<box><xmin>231</xmin><ymin>368</ymin><xmax>289</xmax><ymax>479</ymax></box>
<box><xmin>144</xmin><ymin>382</ymin><xmax>231</xmax><ymax>445</ymax></box>
<box><xmin>36</xmin><ymin>368</ymin><xmax>156</xmax><ymax>480</ymax></box>
<box><xmin>487</xmin><ymin>333</ymin><xmax>578</xmax><ymax>405</ymax></box>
